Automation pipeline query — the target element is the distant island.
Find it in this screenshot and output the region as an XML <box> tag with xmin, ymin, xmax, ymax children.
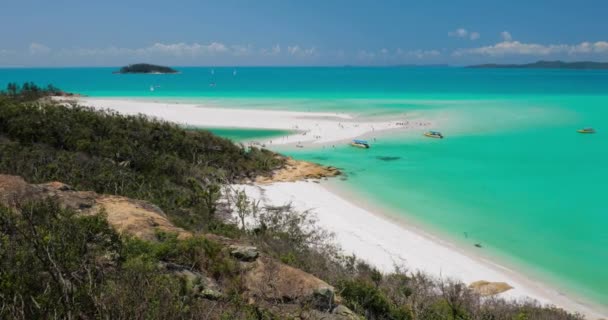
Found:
<box><xmin>114</xmin><ymin>63</ymin><xmax>179</xmax><ymax>74</ymax></box>
<box><xmin>468</xmin><ymin>60</ymin><xmax>608</xmax><ymax>70</ymax></box>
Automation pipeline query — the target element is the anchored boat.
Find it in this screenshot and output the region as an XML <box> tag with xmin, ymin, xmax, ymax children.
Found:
<box><xmin>424</xmin><ymin>131</ymin><xmax>444</xmax><ymax>139</ymax></box>
<box><xmin>350</xmin><ymin>139</ymin><xmax>370</xmax><ymax>149</ymax></box>
<box><xmin>577</xmin><ymin>127</ymin><xmax>596</xmax><ymax>134</ymax></box>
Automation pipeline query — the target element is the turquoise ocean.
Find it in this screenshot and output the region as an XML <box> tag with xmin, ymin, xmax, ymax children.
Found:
<box><xmin>1</xmin><ymin>67</ymin><xmax>607</xmax><ymax>308</ymax></box>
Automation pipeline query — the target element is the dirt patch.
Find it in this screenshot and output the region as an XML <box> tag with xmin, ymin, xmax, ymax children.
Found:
<box><xmin>0</xmin><ymin>175</ymin><xmax>191</xmax><ymax>242</ymax></box>
<box><xmin>469</xmin><ymin>280</ymin><xmax>513</xmax><ymax>296</ymax></box>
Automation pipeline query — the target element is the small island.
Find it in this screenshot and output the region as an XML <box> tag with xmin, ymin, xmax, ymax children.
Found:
<box><xmin>467</xmin><ymin>60</ymin><xmax>608</xmax><ymax>70</ymax></box>
<box><xmin>114</xmin><ymin>63</ymin><xmax>179</xmax><ymax>74</ymax></box>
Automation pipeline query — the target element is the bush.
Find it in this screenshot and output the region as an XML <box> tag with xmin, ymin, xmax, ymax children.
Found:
<box><xmin>0</xmin><ymin>92</ymin><xmax>283</xmax><ymax>231</ymax></box>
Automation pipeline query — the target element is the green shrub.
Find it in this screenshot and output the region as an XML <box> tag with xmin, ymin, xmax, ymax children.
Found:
<box><xmin>0</xmin><ymin>93</ymin><xmax>284</xmax><ymax>231</ymax></box>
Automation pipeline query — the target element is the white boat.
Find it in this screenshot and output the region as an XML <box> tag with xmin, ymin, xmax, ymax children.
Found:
<box><xmin>350</xmin><ymin>139</ymin><xmax>370</xmax><ymax>149</ymax></box>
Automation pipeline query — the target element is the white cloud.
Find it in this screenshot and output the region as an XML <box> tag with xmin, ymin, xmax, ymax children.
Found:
<box><xmin>230</xmin><ymin>44</ymin><xmax>253</xmax><ymax>56</ymax></box>
<box><xmin>397</xmin><ymin>49</ymin><xmax>441</xmax><ymax>59</ymax></box>
<box><xmin>259</xmin><ymin>44</ymin><xmax>281</xmax><ymax>56</ymax></box>
<box><xmin>454</xmin><ymin>41</ymin><xmax>559</xmax><ymax>56</ymax></box>
<box><xmin>453</xmin><ymin>38</ymin><xmax>608</xmax><ymax>57</ymax></box>
<box><xmin>358</xmin><ymin>48</ymin><xmax>441</xmax><ymax>62</ymax></box>
<box><xmin>287</xmin><ymin>45</ymin><xmax>317</xmax><ymax>57</ymax></box>
<box><xmin>270</xmin><ymin>44</ymin><xmax>281</xmax><ymax>55</ymax></box>
<box><xmin>57</xmin><ymin>42</ymin><xmax>277</xmax><ymax>59</ymax></box>
<box><xmin>29</xmin><ymin>42</ymin><xmax>51</xmax><ymax>55</ymax></box>
<box><xmin>501</xmin><ymin>31</ymin><xmax>512</xmax><ymax>42</ymax></box>
<box><xmin>569</xmin><ymin>41</ymin><xmax>608</xmax><ymax>54</ymax></box>
<box><xmin>449</xmin><ymin>28</ymin><xmax>469</xmax><ymax>38</ymax></box>
<box><xmin>449</xmin><ymin>28</ymin><xmax>480</xmax><ymax>41</ymax></box>
<box><xmin>145</xmin><ymin>42</ymin><xmax>229</xmax><ymax>56</ymax></box>
<box><xmin>0</xmin><ymin>49</ymin><xmax>15</xmax><ymax>56</ymax></box>
<box><xmin>357</xmin><ymin>50</ymin><xmax>376</xmax><ymax>60</ymax></box>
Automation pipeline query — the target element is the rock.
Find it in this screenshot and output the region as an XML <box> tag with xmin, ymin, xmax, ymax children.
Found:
<box><xmin>469</xmin><ymin>280</ymin><xmax>513</xmax><ymax>296</ymax></box>
<box><xmin>243</xmin><ymin>257</ymin><xmax>334</xmax><ymax>307</ymax></box>
<box><xmin>300</xmin><ymin>305</ymin><xmax>361</xmax><ymax>320</ymax></box>
<box><xmin>332</xmin><ymin>305</ymin><xmax>360</xmax><ymax>319</ymax></box>
<box><xmin>229</xmin><ymin>245</ymin><xmax>259</xmax><ymax>261</ymax></box>
<box><xmin>314</xmin><ymin>286</ymin><xmax>334</xmax><ymax>299</ymax></box>
<box><xmin>255</xmin><ymin>157</ymin><xmax>341</xmax><ymax>184</ymax></box>
<box><xmin>0</xmin><ymin>175</ymin><xmax>191</xmax><ymax>242</ymax></box>
<box><xmin>160</xmin><ymin>262</ymin><xmax>224</xmax><ymax>300</ymax></box>
<box><xmin>314</xmin><ymin>286</ymin><xmax>336</xmax><ymax>309</ymax></box>
<box><xmin>95</xmin><ymin>196</ymin><xmax>190</xmax><ymax>241</ymax></box>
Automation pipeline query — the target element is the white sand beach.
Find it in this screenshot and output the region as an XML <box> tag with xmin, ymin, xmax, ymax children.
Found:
<box><xmin>232</xmin><ymin>181</ymin><xmax>606</xmax><ymax>319</ymax></box>
<box><xmin>73</xmin><ymin>97</ymin><xmax>605</xmax><ymax>318</ymax></box>
<box><xmin>74</xmin><ymin>98</ymin><xmax>432</xmax><ymax>147</ymax></box>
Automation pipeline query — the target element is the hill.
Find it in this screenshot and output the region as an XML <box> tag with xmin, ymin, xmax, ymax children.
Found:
<box><xmin>467</xmin><ymin>60</ymin><xmax>608</xmax><ymax>70</ymax></box>
<box><xmin>114</xmin><ymin>63</ymin><xmax>179</xmax><ymax>74</ymax></box>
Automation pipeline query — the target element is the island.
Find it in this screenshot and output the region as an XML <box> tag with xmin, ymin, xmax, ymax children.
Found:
<box><xmin>113</xmin><ymin>63</ymin><xmax>179</xmax><ymax>74</ymax></box>
<box><xmin>467</xmin><ymin>60</ymin><xmax>608</xmax><ymax>70</ymax></box>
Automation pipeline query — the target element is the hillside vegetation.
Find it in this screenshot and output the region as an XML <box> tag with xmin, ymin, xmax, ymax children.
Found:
<box><xmin>0</xmin><ymin>83</ymin><xmax>282</xmax><ymax>230</ymax></box>
<box><xmin>0</xmin><ymin>84</ymin><xmax>587</xmax><ymax>319</ymax></box>
<box><xmin>467</xmin><ymin>60</ymin><xmax>608</xmax><ymax>70</ymax></box>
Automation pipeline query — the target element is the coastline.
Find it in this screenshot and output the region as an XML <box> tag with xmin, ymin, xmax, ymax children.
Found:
<box><xmin>63</xmin><ymin>97</ymin><xmax>607</xmax><ymax>318</ymax></box>
<box><xmin>65</xmin><ymin>97</ymin><xmax>433</xmax><ymax>148</ymax></box>
<box><xmin>233</xmin><ymin>180</ymin><xmax>607</xmax><ymax>319</ymax></box>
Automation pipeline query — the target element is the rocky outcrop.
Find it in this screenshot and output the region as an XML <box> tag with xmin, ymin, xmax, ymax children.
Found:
<box><xmin>296</xmin><ymin>305</ymin><xmax>361</xmax><ymax>320</ymax></box>
<box><xmin>159</xmin><ymin>262</ymin><xmax>223</xmax><ymax>300</ymax></box>
<box><xmin>331</xmin><ymin>305</ymin><xmax>361</xmax><ymax>319</ymax></box>
<box><xmin>0</xmin><ymin>175</ymin><xmax>190</xmax><ymax>242</ymax></box>
<box><xmin>469</xmin><ymin>280</ymin><xmax>513</xmax><ymax>296</ymax></box>
<box><xmin>0</xmin><ymin>175</ymin><xmax>357</xmax><ymax>318</ymax></box>
<box><xmin>229</xmin><ymin>245</ymin><xmax>260</xmax><ymax>261</ymax></box>
<box><xmin>242</xmin><ymin>256</ymin><xmax>335</xmax><ymax>306</ymax></box>
<box><xmin>256</xmin><ymin>157</ymin><xmax>340</xmax><ymax>184</ymax></box>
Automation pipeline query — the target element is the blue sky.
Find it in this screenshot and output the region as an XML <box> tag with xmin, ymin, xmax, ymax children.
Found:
<box><xmin>1</xmin><ymin>0</ymin><xmax>607</xmax><ymax>66</ymax></box>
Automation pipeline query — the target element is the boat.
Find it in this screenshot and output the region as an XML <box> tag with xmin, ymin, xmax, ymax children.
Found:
<box><xmin>577</xmin><ymin>127</ymin><xmax>596</xmax><ymax>134</ymax></box>
<box><xmin>350</xmin><ymin>139</ymin><xmax>370</xmax><ymax>149</ymax></box>
<box><xmin>424</xmin><ymin>131</ymin><xmax>444</xmax><ymax>139</ymax></box>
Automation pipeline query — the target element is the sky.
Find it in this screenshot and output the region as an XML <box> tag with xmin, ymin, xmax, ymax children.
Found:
<box><xmin>1</xmin><ymin>0</ymin><xmax>607</xmax><ymax>67</ymax></box>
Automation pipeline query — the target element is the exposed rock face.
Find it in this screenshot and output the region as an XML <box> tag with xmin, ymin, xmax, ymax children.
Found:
<box><xmin>0</xmin><ymin>175</ymin><xmax>190</xmax><ymax>242</ymax></box>
<box><xmin>94</xmin><ymin>195</ymin><xmax>190</xmax><ymax>241</ymax></box>
<box><xmin>159</xmin><ymin>262</ymin><xmax>223</xmax><ymax>300</ymax></box>
<box><xmin>298</xmin><ymin>305</ymin><xmax>361</xmax><ymax>320</ymax></box>
<box><xmin>469</xmin><ymin>280</ymin><xmax>513</xmax><ymax>296</ymax></box>
<box><xmin>243</xmin><ymin>256</ymin><xmax>335</xmax><ymax>305</ymax></box>
<box><xmin>229</xmin><ymin>245</ymin><xmax>260</xmax><ymax>262</ymax></box>
<box><xmin>0</xmin><ymin>175</ymin><xmax>356</xmax><ymax>317</ymax></box>
<box><xmin>332</xmin><ymin>305</ymin><xmax>361</xmax><ymax>319</ymax></box>
<box><xmin>256</xmin><ymin>157</ymin><xmax>340</xmax><ymax>184</ymax></box>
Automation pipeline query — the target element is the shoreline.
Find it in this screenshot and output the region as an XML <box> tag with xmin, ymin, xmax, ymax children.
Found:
<box><xmin>319</xmin><ymin>179</ymin><xmax>608</xmax><ymax>318</ymax></box>
<box><xmin>233</xmin><ymin>180</ymin><xmax>607</xmax><ymax>319</ymax></box>
<box><xmin>62</xmin><ymin>96</ymin><xmax>606</xmax><ymax>318</ymax></box>
<box><xmin>64</xmin><ymin>97</ymin><xmax>433</xmax><ymax>148</ymax></box>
